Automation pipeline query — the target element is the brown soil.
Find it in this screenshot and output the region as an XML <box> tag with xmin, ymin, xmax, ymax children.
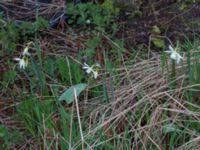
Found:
<box><xmin>117</xmin><ymin>1</ymin><xmax>200</xmax><ymax>50</ymax></box>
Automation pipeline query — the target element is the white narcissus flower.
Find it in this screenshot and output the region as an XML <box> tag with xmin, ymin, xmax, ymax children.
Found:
<box><xmin>22</xmin><ymin>46</ymin><xmax>30</xmax><ymax>56</ymax></box>
<box><xmin>86</xmin><ymin>19</ymin><xmax>91</xmax><ymax>24</ymax></box>
<box><xmin>22</xmin><ymin>42</ymin><xmax>33</xmax><ymax>56</ymax></box>
<box><xmin>82</xmin><ymin>63</ymin><xmax>99</xmax><ymax>79</ymax></box>
<box><xmin>83</xmin><ymin>63</ymin><xmax>93</xmax><ymax>74</ymax></box>
<box><xmin>14</xmin><ymin>57</ymin><xmax>28</xmax><ymax>69</ymax></box>
<box><xmin>13</xmin><ymin>42</ymin><xmax>33</xmax><ymax>70</ymax></box>
<box><xmin>93</xmin><ymin>70</ymin><xmax>98</xmax><ymax>79</ymax></box>
<box><xmin>165</xmin><ymin>45</ymin><xmax>183</xmax><ymax>64</ymax></box>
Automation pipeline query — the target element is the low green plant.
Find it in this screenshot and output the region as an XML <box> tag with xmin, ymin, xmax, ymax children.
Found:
<box><xmin>17</xmin><ymin>96</ymin><xmax>55</xmax><ymax>136</ymax></box>
<box><xmin>18</xmin><ymin>17</ymin><xmax>48</xmax><ymax>34</ymax></box>
<box><xmin>67</xmin><ymin>2</ymin><xmax>119</xmax><ymax>33</ymax></box>
<box><xmin>0</xmin><ymin>20</ymin><xmax>18</xmax><ymax>55</ymax></box>
<box><xmin>2</xmin><ymin>70</ymin><xmax>17</xmax><ymax>93</ymax></box>
<box><xmin>0</xmin><ymin>15</ymin><xmax>48</xmax><ymax>56</ymax></box>
<box><xmin>0</xmin><ymin>125</ymin><xmax>23</xmax><ymax>149</ymax></box>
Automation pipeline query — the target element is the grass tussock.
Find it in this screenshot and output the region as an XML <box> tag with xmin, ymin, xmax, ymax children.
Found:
<box><xmin>64</xmin><ymin>52</ymin><xmax>200</xmax><ymax>149</ymax></box>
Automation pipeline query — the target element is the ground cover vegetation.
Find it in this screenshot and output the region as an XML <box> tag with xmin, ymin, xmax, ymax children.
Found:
<box><xmin>0</xmin><ymin>0</ymin><xmax>200</xmax><ymax>149</ymax></box>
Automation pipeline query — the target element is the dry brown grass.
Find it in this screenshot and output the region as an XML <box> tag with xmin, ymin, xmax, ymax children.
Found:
<box><xmin>76</xmin><ymin>53</ymin><xmax>200</xmax><ymax>149</ymax></box>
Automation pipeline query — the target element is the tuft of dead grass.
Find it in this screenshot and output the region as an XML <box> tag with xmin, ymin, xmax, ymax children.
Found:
<box><xmin>79</xmin><ymin>53</ymin><xmax>200</xmax><ymax>149</ymax></box>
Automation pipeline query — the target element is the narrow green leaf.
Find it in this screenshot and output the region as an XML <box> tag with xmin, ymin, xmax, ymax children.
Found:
<box><xmin>162</xmin><ymin>124</ymin><xmax>181</xmax><ymax>134</ymax></box>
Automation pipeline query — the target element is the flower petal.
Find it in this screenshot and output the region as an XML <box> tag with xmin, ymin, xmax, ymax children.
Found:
<box><xmin>165</xmin><ymin>50</ymin><xmax>172</xmax><ymax>54</ymax></box>
<box><xmin>86</xmin><ymin>68</ymin><xmax>92</xmax><ymax>74</ymax></box>
<box><xmin>22</xmin><ymin>46</ymin><xmax>30</xmax><ymax>56</ymax></box>
<box><xmin>176</xmin><ymin>56</ymin><xmax>181</xmax><ymax>63</ymax></box>
<box><xmin>178</xmin><ymin>54</ymin><xmax>183</xmax><ymax>59</ymax></box>
<box><xmin>19</xmin><ymin>58</ymin><xmax>28</xmax><ymax>69</ymax></box>
<box><xmin>176</xmin><ymin>53</ymin><xmax>183</xmax><ymax>64</ymax></box>
<box><xmin>169</xmin><ymin>45</ymin><xmax>174</xmax><ymax>52</ymax></box>
<box><xmin>14</xmin><ymin>58</ymin><xmax>21</xmax><ymax>61</ymax></box>
<box><xmin>83</xmin><ymin>63</ymin><xmax>89</xmax><ymax>67</ymax></box>
<box><xmin>95</xmin><ymin>63</ymin><xmax>101</xmax><ymax>68</ymax></box>
<box><xmin>93</xmin><ymin>71</ymin><xmax>98</xmax><ymax>79</ymax></box>
<box><xmin>19</xmin><ymin>59</ymin><xmax>26</xmax><ymax>69</ymax></box>
<box><xmin>170</xmin><ymin>52</ymin><xmax>177</xmax><ymax>60</ymax></box>
<box><xmin>83</xmin><ymin>66</ymin><xmax>89</xmax><ymax>69</ymax></box>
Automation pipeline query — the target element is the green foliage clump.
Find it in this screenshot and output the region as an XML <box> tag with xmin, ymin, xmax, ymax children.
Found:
<box><xmin>0</xmin><ymin>15</ymin><xmax>48</xmax><ymax>55</ymax></box>
<box><xmin>67</xmin><ymin>2</ymin><xmax>119</xmax><ymax>32</ymax></box>
<box><xmin>17</xmin><ymin>97</ymin><xmax>55</xmax><ymax>136</ymax></box>
<box><xmin>18</xmin><ymin>17</ymin><xmax>49</xmax><ymax>34</ymax></box>
<box><xmin>0</xmin><ymin>20</ymin><xmax>18</xmax><ymax>55</ymax></box>
<box><xmin>0</xmin><ymin>125</ymin><xmax>23</xmax><ymax>149</ymax></box>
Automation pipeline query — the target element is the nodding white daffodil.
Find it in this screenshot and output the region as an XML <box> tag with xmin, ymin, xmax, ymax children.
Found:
<box><xmin>14</xmin><ymin>42</ymin><xmax>33</xmax><ymax>70</ymax></box>
<box><xmin>83</xmin><ymin>62</ymin><xmax>100</xmax><ymax>79</ymax></box>
<box><xmin>22</xmin><ymin>46</ymin><xmax>30</xmax><ymax>56</ymax></box>
<box><xmin>14</xmin><ymin>57</ymin><xmax>28</xmax><ymax>69</ymax></box>
<box><xmin>22</xmin><ymin>42</ymin><xmax>33</xmax><ymax>56</ymax></box>
<box><xmin>165</xmin><ymin>45</ymin><xmax>183</xmax><ymax>64</ymax></box>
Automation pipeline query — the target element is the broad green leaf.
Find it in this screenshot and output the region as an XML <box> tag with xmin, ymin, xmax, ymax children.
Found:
<box><xmin>58</xmin><ymin>83</ymin><xmax>87</xmax><ymax>104</ymax></box>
